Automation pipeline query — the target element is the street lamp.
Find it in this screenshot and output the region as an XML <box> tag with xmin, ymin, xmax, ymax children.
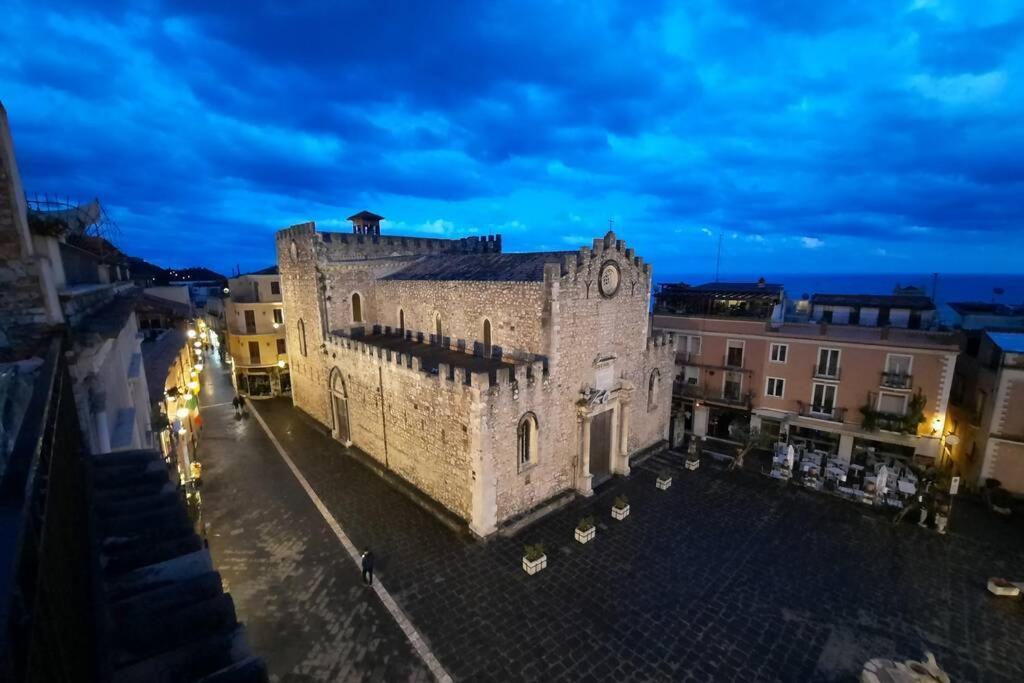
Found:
<box><xmin>176</xmin><ymin>407</ymin><xmax>189</xmax><ymax>419</ymax></box>
<box><xmin>277</xmin><ymin>359</ymin><xmax>286</xmax><ymax>368</ymax></box>
<box><xmin>187</xmin><ymin>329</ymin><xmax>197</xmax><ymax>339</ymax></box>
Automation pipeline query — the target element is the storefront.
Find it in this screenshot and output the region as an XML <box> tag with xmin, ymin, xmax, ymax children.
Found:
<box><xmin>789</xmin><ymin>424</ymin><xmax>840</xmax><ymax>454</ymax></box>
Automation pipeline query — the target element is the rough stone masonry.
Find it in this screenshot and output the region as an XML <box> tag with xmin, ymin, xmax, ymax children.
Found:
<box><xmin>276</xmin><ymin>212</ymin><xmax>675</xmax><ymax>536</ymax></box>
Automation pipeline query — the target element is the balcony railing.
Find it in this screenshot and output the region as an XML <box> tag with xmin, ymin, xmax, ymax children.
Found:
<box><xmin>812</xmin><ymin>363</ymin><xmax>841</xmax><ymax>380</ymax></box>
<box><xmin>678</xmin><ymin>382</ymin><xmax>705</xmax><ymax>399</ymax></box>
<box><xmin>797</xmin><ymin>401</ymin><xmax>847</xmax><ymax>423</ymax></box>
<box><xmin>724</xmin><ymin>354</ymin><xmax>745</xmax><ymax>369</ymax></box>
<box><xmin>880</xmin><ymin>371</ymin><xmax>912</xmax><ymax>389</ymax></box>
<box><xmin>0</xmin><ymin>337</ymin><xmax>100</xmax><ymax>682</ymax></box>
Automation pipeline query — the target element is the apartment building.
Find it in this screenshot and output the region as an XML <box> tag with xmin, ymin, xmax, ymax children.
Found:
<box><xmin>653</xmin><ymin>282</ymin><xmax>960</xmax><ymax>465</ymax></box>
<box><xmin>225</xmin><ymin>266</ymin><xmax>289</xmax><ymax>397</ymax></box>
<box><xmin>946</xmin><ymin>331</ymin><xmax>1024</xmax><ymax>493</ymax></box>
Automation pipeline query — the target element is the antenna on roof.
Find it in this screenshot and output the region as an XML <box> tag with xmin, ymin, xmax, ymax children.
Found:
<box><xmin>714</xmin><ymin>232</ymin><xmax>722</xmax><ymax>283</ymax></box>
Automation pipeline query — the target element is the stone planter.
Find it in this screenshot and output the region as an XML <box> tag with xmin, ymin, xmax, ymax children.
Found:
<box><xmin>575</xmin><ymin>526</ymin><xmax>596</xmax><ymax>544</ymax></box>
<box><xmin>522</xmin><ymin>554</ymin><xmax>547</xmax><ymax>575</ymax></box>
<box><xmin>656</xmin><ymin>476</ymin><xmax>672</xmax><ymax>490</ymax></box>
<box><xmin>987</xmin><ymin>578</ymin><xmax>1021</xmax><ymax>597</ymax></box>
<box><xmin>685</xmin><ymin>458</ymin><xmax>700</xmax><ymax>471</ymax></box>
<box><xmin>611</xmin><ymin>504</ymin><xmax>630</xmax><ymax>521</ymax></box>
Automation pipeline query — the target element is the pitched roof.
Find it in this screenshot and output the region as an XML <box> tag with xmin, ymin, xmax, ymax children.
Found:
<box><xmin>136</xmin><ymin>292</ymin><xmax>192</xmax><ymax>319</ymax></box>
<box><xmin>347</xmin><ymin>210</ymin><xmax>384</xmax><ymax>221</ymax></box>
<box><xmin>811</xmin><ymin>293</ymin><xmax>935</xmax><ymax>310</ymax></box>
<box><xmin>383</xmin><ymin>252</ymin><xmax>572</xmax><ymax>282</ymax></box>
<box><xmin>988</xmin><ymin>332</ymin><xmax>1024</xmax><ymax>354</ymax></box>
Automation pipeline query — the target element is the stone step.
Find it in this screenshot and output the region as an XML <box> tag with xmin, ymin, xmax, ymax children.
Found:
<box><xmin>104</xmin><ymin>531</ymin><xmax>205</xmax><ymax>578</ymax></box>
<box><xmin>111</xmin><ymin>624</ymin><xmax>249</xmax><ymax>683</ymax></box>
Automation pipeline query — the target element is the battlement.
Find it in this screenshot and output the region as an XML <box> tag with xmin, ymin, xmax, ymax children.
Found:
<box><xmin>542</xmin><ymin>229</ymin><xmax>653</xmax><ymax>283</ymax></box>
<box><xmin>318</xmin><ymin>230</ymin><xmax>501</xmax><ymax>262</ymax></box>
<box><xmin>646</xmin><ymin>332</ymin><xmax>677</xmax><ymax>357</ymax></box>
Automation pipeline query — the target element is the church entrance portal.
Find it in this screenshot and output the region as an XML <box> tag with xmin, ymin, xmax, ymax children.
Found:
<box><xmin>590</xmin><ymin>409</ymin><xmax>613</xmax><ymax>485</ymax></box>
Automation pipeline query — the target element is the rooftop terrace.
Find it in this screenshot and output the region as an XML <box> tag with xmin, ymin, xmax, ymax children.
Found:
<box><xmin>334</xmin><ymin>326</ymin><xmax>522</xmax><ymax>379</ymax></box>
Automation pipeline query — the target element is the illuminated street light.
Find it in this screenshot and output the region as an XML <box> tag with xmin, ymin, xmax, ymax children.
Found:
<box><xmin>188</xmin><ymin>380</ymin><xmax>199</xmax><ymax>392</ymax></box>
<box><xmin>176</xmin><ymin>407</ymin><xmax>189</xmax><ymax>419</ymax></box>
<box><xmin>195</xmin><ymin>363</ymin><xmax>204</xmax><ymax>372</ymax></box>
<box><xmin>277</xmin><ymin>359</ymin><xmax>286</xmax><ymax>368</ymax></box>
<box><xmin>187</xmin><ymin>329</ymin><xmax>197</xmax><ymax>339</ymax></box>
<box><xmin>193</xmin><ymin>341</ymin><xmax>202</xmax><ymax>348</ymax></box>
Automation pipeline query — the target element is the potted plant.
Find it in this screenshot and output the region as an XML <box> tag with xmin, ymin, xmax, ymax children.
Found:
<box><xmin>611</xmin><ymin>495</ymin><xmax>630</xmax><ymax>520</ymax></box>
<box><xmin>522</xmin><ymin>543</ymin><xmax>547</xmax><ymax>575</ymax></box>
<box><xmin>685</xmin><ymin>441</ymin><xmax>701</xmax><ymax>470</ymax></box>
<box><xmin>656</xmin><ymin>469</ymin><xmax>673</xmax><ymax>490</ymax></box>
<box><xmin>987</xmin><ymin>577</ymin><xmax>1021</xmax><ymax>597</ymax></box>
<box><xmin>575</xmin><ymin>516</ymin><xmax>596</xmax><ymax>544</ymax></box>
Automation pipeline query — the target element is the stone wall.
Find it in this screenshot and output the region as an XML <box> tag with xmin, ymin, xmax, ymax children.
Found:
<box><xmin>373</xmin><ymin>279</ymin><xmax>547</xmax><ymax>359</ymax></box>
<box><xmin>324</xmin><ymin>336</ymin><xmax>477</xmax><ymax>520</ymax></box>
<box><xmin>0</xmin><ymin>104</ymin><xmax>54</xmax><ymax>356</ymax></box>
<box><xmin>276</xmin><ymin>221</ymin><xmax>676</xmax><ymax>533</ymax></box>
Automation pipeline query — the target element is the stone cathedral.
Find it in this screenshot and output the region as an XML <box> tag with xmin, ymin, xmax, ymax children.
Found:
<box><xmin>276</xmin><ymin>211</ymin><xmax>675</xmax><ymax>537</ymax></box>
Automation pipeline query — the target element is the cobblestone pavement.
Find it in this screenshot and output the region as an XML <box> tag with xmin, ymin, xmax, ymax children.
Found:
<box><xmin>246</xmin><ymin>396</ymin><xmax>1024</xmax><ymax>683</ymax></box>
<box><xmin>195</xmin><ymin>354</ymin><xmax>430</xmax><ymax>682</ymax></box>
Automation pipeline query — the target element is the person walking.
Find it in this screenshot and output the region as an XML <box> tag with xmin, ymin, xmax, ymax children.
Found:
<box><xmin>361</xmin><ymin>549</ymin><xmax>375</xmax><ymax>586</ymax></box>
<box><xmin>232</xmin><ymin>395</ymin><xmax>242</xmax><ymax>417</ymax></box>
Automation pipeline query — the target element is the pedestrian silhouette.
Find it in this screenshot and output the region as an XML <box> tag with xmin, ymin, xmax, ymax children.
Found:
<box><xmin>361</xmin><ymin>549</ymin><xmax>374</xmax><ymax>586</ymax></box>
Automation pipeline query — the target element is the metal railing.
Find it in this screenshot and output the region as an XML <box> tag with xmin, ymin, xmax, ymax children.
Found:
<box><xmin>797</xmin><ymin>401</ymin><xmax>847</xmax><ymax>422</ymax></box>
<box><xmin>812</xmin><ymin>363</ymin><xmax>841</xmax><ymax>380</ymax></box>
<box><xmin>880</xmin><ymin>371</ymin><xmax>912</xmax><ymax>389</ymax></box>
<box><xmin>0</xmin><ymin>337</ymin><xmax>100</xmax><ymax>682</ymax></box>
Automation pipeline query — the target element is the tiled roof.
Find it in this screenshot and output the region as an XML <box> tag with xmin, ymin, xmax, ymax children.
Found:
<box><xmin>811</xmin><ymin>293</ymin><xmax>935</xmax><ymax>310</ymax></box>
<box><xmin>989</xmin><ymin>332</ymin><xmax>1024</xmax><ymax>353</ymax></box>
<box><xmin>383</xmin><ymin>252</ymin><xmax>573</xmax><ymax>282</ymax></box>
<box><xmin>347</xmin><ymin>210</ymin><xmax>384</xmax><ymax>221</ymax></box>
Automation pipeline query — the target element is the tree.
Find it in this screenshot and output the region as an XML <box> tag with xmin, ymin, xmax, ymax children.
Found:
<box><xmin>727</xmin><ymin>423</ymin><xmax>772</xmax><ymax>472</ymax></box>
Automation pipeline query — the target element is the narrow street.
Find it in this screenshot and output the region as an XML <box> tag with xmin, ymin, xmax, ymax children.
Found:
<box><xmin>195</xmin><ymin>351</ymin><xmax>431</xmax><ymax>682</ymax></box>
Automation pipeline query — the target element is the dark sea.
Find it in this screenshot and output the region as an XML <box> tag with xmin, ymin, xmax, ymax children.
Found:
<box><xmin>654</xmin><ymin>272</ymin><xmax>1024</xmax><ymax>322</ymax></box>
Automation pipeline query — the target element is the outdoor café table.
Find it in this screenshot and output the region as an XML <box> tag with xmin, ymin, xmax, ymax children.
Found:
<box><xmin>898</xmin><ymin>480</ymin><xmax>917</xmax><ymax>496</ymax></box>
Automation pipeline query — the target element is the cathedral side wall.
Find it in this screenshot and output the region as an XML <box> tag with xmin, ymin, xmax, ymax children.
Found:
<box><xmin>371</xmin><ymin>280</ymin><xmax>547</xmax><ymax>358</ymax></box>
<box><xmin>325</xmin><ymin>338</ymin><xmax>476</xmax><ymax>520</ymax></box>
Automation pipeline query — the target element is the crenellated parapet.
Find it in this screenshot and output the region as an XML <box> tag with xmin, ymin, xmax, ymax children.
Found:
<box><xmin>646</xmin><ymin>331</ymin><xmax>676</xmax><ymax>356</ymax></box>
<box><xmin>542</xmin><ymin>229</ymin><xmax>652</xmax><ymax>286</ymax></box>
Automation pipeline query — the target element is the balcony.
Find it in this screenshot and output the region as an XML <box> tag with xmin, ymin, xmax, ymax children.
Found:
<box><xmin>880</xmin><ymin>371</ymin><xmax>912</xmax><ymax>389</ymax></box>
<box><xmin>678</xmin><ymin>381</ymin><xmax>705</xmax><ymax>399</ymax></box>
<box><xmin>723</xmin><ymin>353</ymin><xmax>745</xmax><ymax>369</ymax></box>
<box><xmin>812</xmin><ymin>363</ymin><xmax>841</xmax><ymax>381</ymax></box>
<box><xmin>797</xmin><ymin>401</ymin><xmax>847</xmax><ymax>423</ymax></box>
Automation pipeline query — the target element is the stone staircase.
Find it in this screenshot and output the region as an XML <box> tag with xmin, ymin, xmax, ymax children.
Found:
<box><xmin>91</xmin><ymin>449</ymin><xmax>267</xmax><ymax>683</ymax></box>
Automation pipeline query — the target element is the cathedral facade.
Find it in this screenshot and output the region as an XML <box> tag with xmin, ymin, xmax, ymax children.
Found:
<box><xmin>276</xmin><ymin>211</ymin><xmax>675</xmax><ymax>537</ymax></box>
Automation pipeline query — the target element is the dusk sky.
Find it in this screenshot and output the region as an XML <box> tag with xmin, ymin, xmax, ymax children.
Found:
<box><xmin>2</xmin><ymin>0</ymin><xmax>1023</xmax><ymax>276</ymax></box>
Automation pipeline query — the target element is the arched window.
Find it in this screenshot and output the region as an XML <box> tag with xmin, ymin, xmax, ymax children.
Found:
<box><xmin>435</xmin><ymin>314</ymin><xmax>443</xmax><ymax>342</ymax></box>
<box><xmin>648</xmin><ymin>369</ymin><xmax>660</xmax><ymax>411</ymax></box>
<box><xmin>352</xmin><ymin>292</ymin><xmax>362</xmax><ymax>323</ymax></box>
<box><xmin>482</xmin><ymin>319</ymin><xmax>492</xmax><ymax>357</ymax></box>
<box><xmin>398</xmin><ymin>308</ymin><xmax>405</xmax><ymax>332</ymax></box>
<box><xmin>298</xmin><ymin>319</ymin><xmax>307</xmax><ymax>357</ymax></box>
<box><xmin>517</xmin><ymin>412</ymin><xmax>538</xmax><ymax>471</ymax></box>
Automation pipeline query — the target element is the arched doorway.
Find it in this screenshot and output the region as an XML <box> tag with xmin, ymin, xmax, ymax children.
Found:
<box><xmin>329</xmin><ymin>368</ymin><xmax>351</xmax><ymax>446</ymax></box>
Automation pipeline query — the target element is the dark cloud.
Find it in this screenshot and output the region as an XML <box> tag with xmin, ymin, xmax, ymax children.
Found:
<box><xmin>1</xmin><ymin>0</ymin><xmax>1023</xmax><ymax>273</ymax></box>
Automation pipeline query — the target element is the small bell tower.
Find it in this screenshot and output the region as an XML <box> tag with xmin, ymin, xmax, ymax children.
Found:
<box><xmin>347</xmin><ymin>210</ymin><xmax>384</xmax><ymax>236</ymax></box>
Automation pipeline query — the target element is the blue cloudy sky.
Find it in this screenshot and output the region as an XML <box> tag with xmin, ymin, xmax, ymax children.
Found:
<box><xmin>2</xmin><ymin>0</ymin><xmax>1023</xmax><ymax>276</ymax></box>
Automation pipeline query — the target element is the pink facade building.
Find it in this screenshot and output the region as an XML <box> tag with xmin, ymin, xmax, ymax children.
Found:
<box><xmin>652</xmin><ymin>283</ymin><xmax>960</xmax><ymax>465</ymax></box>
